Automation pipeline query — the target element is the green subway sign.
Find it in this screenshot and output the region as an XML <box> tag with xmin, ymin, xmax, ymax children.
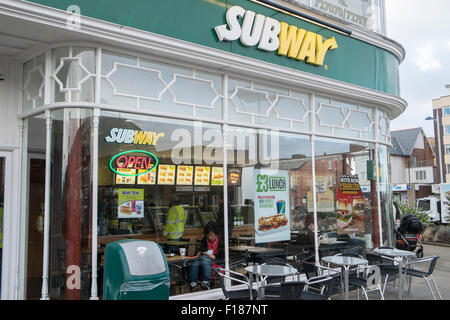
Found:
<box><xmin>25</xmin><ymin>0</ymin><xmax>401</xmax><ymax>96</ymax></box>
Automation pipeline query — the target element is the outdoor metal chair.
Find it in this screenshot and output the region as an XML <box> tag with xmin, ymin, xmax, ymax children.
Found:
<box><xmin>258</xmin><ymin>281</ymin><xmax>306</xmax><ymax>300</ymax></box>
<box><xmin>347</xmin><ymin>265</ymin><xmax>385</xmax><ymax>300</ymax></box>
<box><xmin>403</xmin><ymin>256</ymin><xmax>443</xmax><ymax>300</ymax></box>
<box><xmin>213</xmin><ymin>268</ymin><xmax>258</xmax><ymax>300</ymax></box>
<box><xmin>300</xmin><ymin>274</ymin><xmax>337</xmax><ymax>300</ymax></box>
<box><xmin>366</xmin><ymin>250</ymin><xmax>399</xmax><ymax>295</ymax></box>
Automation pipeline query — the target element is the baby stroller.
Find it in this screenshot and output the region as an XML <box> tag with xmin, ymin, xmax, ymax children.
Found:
<box><xmin>395</xmin><ymin>214</ymin><xmax>424</xmax><ymax>258</ymax></box>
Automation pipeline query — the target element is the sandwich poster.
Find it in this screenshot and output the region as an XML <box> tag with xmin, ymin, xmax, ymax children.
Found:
<box><xmin>336</xmin><ymin>175</ymin><xmax>365</xmax><ymax>234</ymax></box>
<box><xmin>254</xmin><ymin>169</ymin><xmax>291</xmax><ymax>244</ymax></box>
<box><xmin>118</xmin><ymin>189</ymin><xmax>144</xmax><ymax>219</ymax></box>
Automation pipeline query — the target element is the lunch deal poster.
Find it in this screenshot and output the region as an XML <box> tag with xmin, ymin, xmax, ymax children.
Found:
<box><xmin>254</xmin><ymin>169</ymin><xmax>291</xmax><ymax>244</ymax></box>
<box><xmin>336</xmin><ymin>175</ymin><xmax>365</xmax><ymax>235</ymax></box>
<box><xmin>118</xmin><ymin>189</ymin><xmax>144</xmax><ymax>219</ymax></box>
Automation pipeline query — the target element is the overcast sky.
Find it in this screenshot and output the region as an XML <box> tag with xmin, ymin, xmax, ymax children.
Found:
<box><xmin>385</xmin><ymin>0</ymin><xmax>450</xmax><ymax>137</ymax></box>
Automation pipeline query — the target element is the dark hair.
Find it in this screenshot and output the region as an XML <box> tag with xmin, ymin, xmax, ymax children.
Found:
<box><xmin>204</xmin><ymin>221</ymin><xmax>221</xmax><ymax>236</ymax></box>
<box><xmin>304</xmin><ymin>215</ymin><xmax>314</xmax><ymax>227</ymax></box>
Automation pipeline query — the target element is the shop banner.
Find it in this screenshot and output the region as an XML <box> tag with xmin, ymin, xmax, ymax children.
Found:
<box><xmin>336</xmin><ymin>175</ymin><xmax>365</xmax><ymax>234</ymax></box>
<box><xmin>118</xmin><ymin>189</ymin><xmax>144</xmax><ymax>219</ymax></box>
<box><xmin>254</xmin><ymin>169</ymin><xmax>290</xmax><ymax>244</ymax></box>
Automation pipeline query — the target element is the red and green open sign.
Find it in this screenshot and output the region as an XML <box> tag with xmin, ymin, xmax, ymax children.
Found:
<box><xmin>109</xmin><ymin>150</ymin><xmax>159</xmax><ymax>176</ymax></box>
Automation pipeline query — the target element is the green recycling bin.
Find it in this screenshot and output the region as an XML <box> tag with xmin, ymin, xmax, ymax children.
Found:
<box><xmin>102</xmin><ymin>239</ymin><xmax>170</xmax><ymax>300</ymax></box>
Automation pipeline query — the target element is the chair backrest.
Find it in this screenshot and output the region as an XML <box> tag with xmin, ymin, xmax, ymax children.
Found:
<box><xmin>280</xmin><ymin>281</ymin><xmax>306</xmax><ymax>300</ymax></box>
<box><xmin>213</xmin><ymin>268</ymin><xmax>254</xmax><ymax>299</ymax></box>
<box><xmin>425</xmin><ymin>256</ymin><xmax>440</xmax><ymax>276</ymax></box>
<box><xmin>305</xmin><ymin>275</ymin><xmax>336</xmax><ymax>298</ymax></box>
<box><xmin>365</xmin><ymin>251</ymin><xmax>383</xmax><ymax>265</ymax></box>
<box><xmin>301</xmin><ymin>255</ymin><xmax>318</xmax><ymax>279</ymax></box>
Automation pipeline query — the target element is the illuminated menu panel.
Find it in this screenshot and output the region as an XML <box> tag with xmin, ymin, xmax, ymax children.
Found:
<box><xmin>158</xmin><ymin>164</ymin><xmax>176</xmax><ymax>185</ymax></box>
<box><xmin>116</xmin><ymin>169</ymin><xmax>136</xmax><ymax>185</ymax></box>
<box><xmin>211</xmin><ymin>167</ymin><xmax>224</xmax><ymax>186</ymax></box>
<box><xmin>176</xmin><ymin>165</ymin><xmax>194</xmax><ymax>185</ymax></box>
<box><xmin>194</xmin><ymin>166</ymin><xmax>211</xmax><ymax>185</ymax></box>
<box><xmin>137</xmin><ymin>169</ymin><xmax>156</xmax><ymax>185</ymax></box>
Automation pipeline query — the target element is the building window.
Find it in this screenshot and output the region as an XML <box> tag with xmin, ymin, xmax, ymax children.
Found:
<box><xmin>444</xmin><ymin>126</ymin><xmax>450</xmax><ymax>135</ymax></box>
<box><xmin>443</xmin><ymin>107</ymin><xmax>450</xmax><ymax>116</ymax></box>
<box><xmin>416</xmin><ymin>170</ymin><xmax>426</xmax><ymax>181</ymax></box>
<box><xmin>445</xmin><ymin>145</ymin><xmax>450</xmax><ymax>154</ymax></box>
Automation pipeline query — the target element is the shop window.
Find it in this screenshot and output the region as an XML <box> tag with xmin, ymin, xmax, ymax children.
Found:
<box><xmin>100</xmin><ymin>50</ymin><xmax>223</xmax><ymax>120</ymax></box>
<box><xmin>315</xmin><ymin>96</ymin><xmax>375</xmax><ymax>140</ymax></box>
<box><xmin>228</xmin><ymin>77</ymin><xmax>311</xmax><ymax>132</ymax></box>
<box><xmin>23</xmin><ymin>54</ymin><xmax>46</xmax><ymax>112</ymax></box>
<box><xmin>51</xmin><ymin>47</ymin><xmax>96</xmax><ymax>103</ymax></box>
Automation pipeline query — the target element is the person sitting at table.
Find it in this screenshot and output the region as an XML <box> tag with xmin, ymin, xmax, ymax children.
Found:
<box><xmin>295</xmin><ymin>215</ymin><xmax>321</xmax><ymax>255</ymax></box>
<box><xmin>188</xmin><ymin>221</ymin><xmax>224</xmax><ymax>292</ymax></box>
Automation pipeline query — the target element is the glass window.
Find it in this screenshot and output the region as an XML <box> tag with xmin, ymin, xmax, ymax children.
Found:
<box><xmin>443</xmin><ymin>107</ymin><xmax>450</xmax><ymax>116</ymax></box>
<box><xmin>97</xmin><ymin>111</ymin><xmax>224</xmax><ymax>296</ymax></box>
<box><xmin>24</xmin><ymin>115</ymin><xmax>46</xmax><ymax>300</ymax></box>
<box><xmin>314</xmin><ymin>137</ymin><xmax>376</xmax><ymax>247</ymax></box>
<box><xmin>273</xmin><ymin>0</ymin><xmax>386</xmax><ymax>35</ymax></box>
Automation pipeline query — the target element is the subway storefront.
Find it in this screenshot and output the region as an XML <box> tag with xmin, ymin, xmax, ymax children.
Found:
<box><xmin>0</xmin><ymin>0</ymin><xmax>406</xmax><ymax>299</ymax></box>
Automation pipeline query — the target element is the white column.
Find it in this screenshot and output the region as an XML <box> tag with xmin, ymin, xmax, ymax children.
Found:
<box><xmin>222</xmin><ymin>72</ymin><xmax>231</xmax><ymax>289</ymax></box>
<box><xmin>90</xmin><ymin>108</ymin><xmax>100</xmax><ymax>300</ymax></box>
<box><xmin>40</xmin><ymin>109</ymin><xmax>52</xmax><ymax>300</ymax></box>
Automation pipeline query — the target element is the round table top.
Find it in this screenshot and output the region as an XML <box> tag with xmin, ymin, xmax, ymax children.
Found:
<box><xmin>321</xmin><ymin>255</ymin><xmax>368</xmax><ymax>266</ymax></box>
<box><xmin>245</xmin><ymin>264</ymin><xmax>298</xmax><ymax>277</ymax></box>
<box><xmin>372</xmin><ymin>248</ymin><xmax>416</xmax><ymax>257</ymax></box>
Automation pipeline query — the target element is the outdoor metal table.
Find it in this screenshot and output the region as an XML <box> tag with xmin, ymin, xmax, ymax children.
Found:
<box><xmin>321</xmin><ymin>255</ymin><xmax>368</xmax><ymax>300</ymax></box>
<box><xmin>244</xmin><ymin>264</ymin><xmax>299</xmax><ymax>299</ymax></box>
<box><xmin>372</xmin><ymin>248</ymin><xmax>416</xmax><ymax>300</ymax></box>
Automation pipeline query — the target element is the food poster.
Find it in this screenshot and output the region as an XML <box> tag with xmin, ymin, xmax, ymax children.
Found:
<box><xmin>211</xmin><ymin>167</ymin><xmax>224</xmax><ymax>186</ymax></box>
<box><xmin>254</xmin><ymin>169</ymin><xmax>291</xmax><ymax>244</ymax></box>
<box><xmin>228</xmin><ymin>168</ymin><xmax>241</xmax><ymax>186</ymax></box>
<box><xmin>118</xmin><ymin>189</ymin><xmax>144</xmax><ymax>219</ymax></box>
<box><xmin>115</xmin><ymin>169</ymin><xmax>136</xmax><ymax>185</ymax></box>
<box><xmin>158</xmin><ymin>164</ymin><xmax>176</xmax><ymax>185</ymax></box>
<box><xmin>194</xmin><ymin>166</ymin><xmax>211</xmax><ymax>185</ymax></box>
<box><xmin>336</xmin><ymin>175</ymin><xmax>365</xmax><ymax>234</ymax></box>
<box><xmin>137</xmin><ymin>169</ymin><xmax>156</xmax><ymax>185</ymax></box>
<box><xmin>176</xmin><ymin>165</ymin><xmax>194</xmax><ymax>185</ymax></box>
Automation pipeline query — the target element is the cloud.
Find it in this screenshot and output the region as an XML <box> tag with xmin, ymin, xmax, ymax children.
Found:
<box><xmin>413</xmin><ymin>44</ymin><xmax>441</xmax><ymax>71</ymax></box>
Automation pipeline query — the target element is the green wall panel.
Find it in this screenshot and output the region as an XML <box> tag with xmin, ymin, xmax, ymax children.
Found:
<box><xmin>25</xmin><ymin>0</ymin><xmax>401</xmax><ymax>96</ymax></box>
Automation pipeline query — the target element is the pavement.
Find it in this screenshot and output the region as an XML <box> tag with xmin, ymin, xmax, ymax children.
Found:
<box><xmin>347</xmin><ymin>244</ymin><xmax>449</xmax><ymax>300</ymax></box>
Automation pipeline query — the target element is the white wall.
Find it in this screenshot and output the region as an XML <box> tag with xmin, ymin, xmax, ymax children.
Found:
<box><xmin>390</xmin><ymin>155</ymin><xmax>407</xmax><ymax>184</ymax></box>
<box><xmin>0</xmin><ymin>58</ymin><xmax>23</xmax><ymax>300</ymax></box>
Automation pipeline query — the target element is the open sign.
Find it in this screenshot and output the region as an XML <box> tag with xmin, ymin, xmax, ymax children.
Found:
<box><xmin>109</xmin><ymin>150</ymin><xmax>159</xmax><ymax>177</ymax></box>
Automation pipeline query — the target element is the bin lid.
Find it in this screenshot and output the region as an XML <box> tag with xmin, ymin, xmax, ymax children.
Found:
<box><xmin>119</xmin><ymin>241</ymin><xmax>166</xmax><ymax>276</ymax></box>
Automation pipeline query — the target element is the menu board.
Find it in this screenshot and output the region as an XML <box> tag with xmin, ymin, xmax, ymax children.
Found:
<box><xmin>137</xmin><ymin>170</ymin><xmax>156</xmax><ymax>185</ymax></box>
<box><xmin>118</xmin><ymin>188</ymin><xmax>144</xmax><ymax>219</ymax></box>
<box><xmin>176</xmin><ymin>165</ymin><xmax>194</xmax><ymax>185</ymax></box>
<box><xmin>116</xmin><ymin>169</ymin><xmax>136</xmax><ymax>185</ymax></box>
<box><xmin>194</xmin><ymin>166</ymin><xmax>211</xmax><ymax>185</ymax></box>
<box><xmin>211</xmin><ymin>167</ymin><xmax>224</xmax><ymax>186</ymax></box>
<box><xmin>158</xmin><ymin>164</ymin><xmax>176</xmax><ymax>185</ymax></box>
